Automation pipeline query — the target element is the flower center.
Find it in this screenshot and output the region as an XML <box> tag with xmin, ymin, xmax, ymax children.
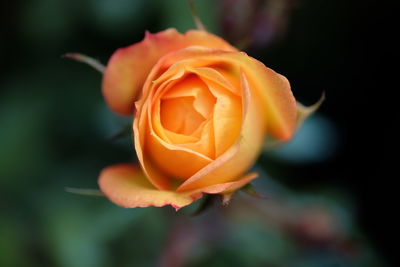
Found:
<box><xmin>160</xmin><ymin>97</ymin><xmax>205</xmax><ymax>135</ymax></box>
<box><xmin>159</xmin><ymin>75</ymin><xmax>215</xmax><ymax>136</ymax></box>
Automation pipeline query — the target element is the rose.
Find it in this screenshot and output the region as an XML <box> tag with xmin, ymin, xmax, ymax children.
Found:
<box><xmin>98</xmin><ymin>29</ymin><xmax>297</xmax><ymax>210</ymax></box>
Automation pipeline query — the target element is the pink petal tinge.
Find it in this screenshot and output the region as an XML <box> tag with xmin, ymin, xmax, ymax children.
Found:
<box><xmin>102</xmin><ymin>29</ymin><xmax>236</xmax><ymax>115</ymax></box>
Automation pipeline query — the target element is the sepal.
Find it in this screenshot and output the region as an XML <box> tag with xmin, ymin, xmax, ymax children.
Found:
<box><xmin>63</xmin><ymin>53</ymin><xmax>105</xmax><ymax>73</ymax></box>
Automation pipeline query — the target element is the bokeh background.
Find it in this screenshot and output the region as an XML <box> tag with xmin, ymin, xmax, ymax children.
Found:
<box><xmin>0</xmin><ymin>0</ymin><xmax>395</xmax><ymax>266</ymax></box>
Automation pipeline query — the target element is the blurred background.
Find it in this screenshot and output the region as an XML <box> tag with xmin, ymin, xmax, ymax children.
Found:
<box><xmin>0</xmin><ymin>0</ymin><xmax>395</xmax><ymax>266</ymax></box>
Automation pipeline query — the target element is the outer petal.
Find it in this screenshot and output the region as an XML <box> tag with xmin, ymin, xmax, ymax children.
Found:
<box><xmin>134</xmin><ymin>47</ymin><xmax>296</xmax><ymax>191</ymax></box>
<box><xmin>249</xmin><ymin>69</ymin><xmax>296</xmax><ymax>141</ymax></box>
<box><xmin>98</xmin><ymin>163</ymin><xmax>258</xmax><ymax>210</ymax></box>
<box><xmin>137</xmin><ymin>46</ymin><xmax>297</xmax><ymax>140</ymax></box>
<box><xmin>102</xmin><ymin>29</ymin><xmax>236</xmax><ymax>115</ymax></box>
<box><xmin>98</xmin><ymin>163</ymin><xmax>200</xmax><ymax>209</ymax></box>
<box><xmin>197</xmin><ymin>172</ymin><xmax>259</xmax><ymax>195</ymax></box>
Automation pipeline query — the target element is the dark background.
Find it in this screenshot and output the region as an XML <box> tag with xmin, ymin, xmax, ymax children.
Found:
<box><xmin>0</xmin><ymin>0</ymin><xmax>395</xmax><ymax>266</ymax></box>
<box><xmin>269</xmin><ymin>0</ymin><xmax>395</xmax><ymax>263</ymax></box>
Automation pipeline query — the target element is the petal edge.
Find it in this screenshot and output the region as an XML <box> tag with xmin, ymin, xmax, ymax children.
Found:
<box><xmin>98</xmin><ymin>163</ymin><xmax>200</xmax><ymax>209</ymax></box>
<box><xmin>102</xmin><ymin>29</ymin><xmax>236</xmax><ymax>115</ymax></box>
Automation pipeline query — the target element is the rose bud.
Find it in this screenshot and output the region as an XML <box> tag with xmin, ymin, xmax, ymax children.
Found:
<box><xmin>98</xmin><ymin>29</ymin><xmax>298</xmax><ymax>210</ymax></box>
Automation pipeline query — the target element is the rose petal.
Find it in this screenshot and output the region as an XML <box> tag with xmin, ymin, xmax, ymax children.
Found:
<box><xmin>154</xmin><ymin>68</ymin><xmax>241</xmax><ymax>158</ymax></box>
<box><xmin>188</xmin><ymin>66</ymin><xmax>241</xmax><ymax>96</ymax></box>
<box><xmin>98</xmin><ymin>163</ymin><xmax>201</xmax><ymax>209</ymax></box>
<box><xmin>134</xmin><ymin>108</ymin><xmax>172</xmax><ymax>190</ymax></box>
<box><xmin>135</xmin><ymin>71</ymin><xmax>215</xmax><ymax>183</ymax></box>
<box><xmin>191</xmin><ymin>51</ymin><xmax>297</xmax><ymax>141</ymax></box>
<box><xmin>138</xmin><ymin>46</ymin><xmax>296</xmax><ymax>140</ymax></box>
<box><xmin>134</xmin><ymin>46</ymin><xmax>295</xmax><ymax>190</ymax></box>
<box><xmin>197</xmin><ymin>172</ymin><xmax>259</xmax><ymax>195</ymax></box>
<box><xmin>201</xmin><ymin>72</ymin><xmax>243</xmax><ymax>157</ymax></box>
<box><xmin>146</xmin><ymin>132</ymin><xmax>213</xmax><ymax>180</ymax></box>
<box><xmin>161</xmin><ymin>75</ymin><xmax>215</xmax><ymax>119</ymax></box>
<box><xmin>98</xmin><ymin>163</ymin><xmax>258</xmax><ymax>210</ymax></box>
<box><xmin>102</xmin><ymin>29</ymin><xmax>236</xmax><ymax>115</ymax></box>
<box><xmin>177</xmin><ymin>71</ymin><xmax>264</xmax><ymax>191</ymax></box>
<box><xmin>154</xmin><ymin>75</ymin><xmax>217</xmax><ymax>159</ymax></box>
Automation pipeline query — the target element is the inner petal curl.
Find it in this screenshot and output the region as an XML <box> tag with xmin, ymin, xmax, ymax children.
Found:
<box><xmin>159</xmin><ymin>74</ymin><xmax>216</xmax><ymax>137</ymax></box>
<box><xmin>160</xmin><ymin>96</ymin><xmax>205</xmax><ymax>135</ymax></box>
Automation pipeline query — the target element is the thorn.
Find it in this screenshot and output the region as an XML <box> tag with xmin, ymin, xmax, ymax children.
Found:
<box><xmin>188</xmin><ymin>0</ymin><xmax>206</xmax><ymax>31</ymax></box>
<box><xmin>63</xmin><ymin>53</ymin><xmax>105</xmax><ymax>73</ymax></box>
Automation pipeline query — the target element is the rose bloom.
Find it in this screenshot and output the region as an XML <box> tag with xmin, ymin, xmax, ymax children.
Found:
<box><xmin>98</xmin><ymin>29</ymin><xmax>297</xmax><ymax>210</ymax></box>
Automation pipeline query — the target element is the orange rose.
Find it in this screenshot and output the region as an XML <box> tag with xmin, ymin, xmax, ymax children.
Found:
<box><xmin>98</xmin><ymin>29</ymin><xmax>297</xmax><ymax>210</ymax></box>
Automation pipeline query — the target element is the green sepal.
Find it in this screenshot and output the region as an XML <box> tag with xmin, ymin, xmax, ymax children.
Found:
<box><xmin>65</xmin><ymin>187</ymin><xmax>104</xmax><ymax>197</ymax></box>
<box><xmin>63</xmin><ymin>53</ymin><xmax>105</xmax><ymax>73</ymax></box>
